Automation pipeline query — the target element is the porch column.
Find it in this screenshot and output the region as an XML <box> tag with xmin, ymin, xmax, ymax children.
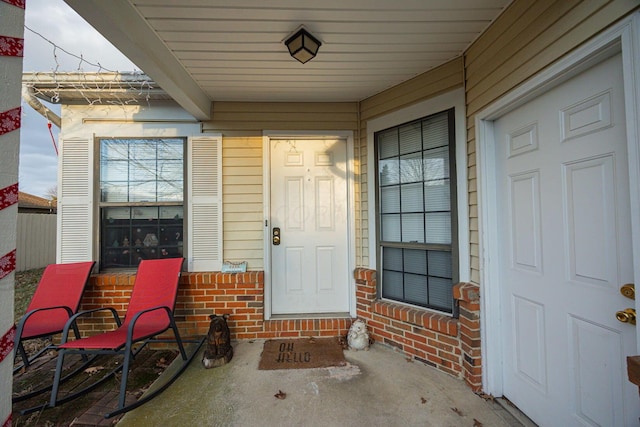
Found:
<box><xmin>0</xmin><ymin>0</ymin><xmax>25</xmax><ymax>425</ymax></box>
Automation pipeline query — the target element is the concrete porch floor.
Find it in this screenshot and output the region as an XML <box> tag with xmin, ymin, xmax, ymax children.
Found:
<box><xmin>117</xmin><ymin>340</ymin><xmax>534</xmax><ymax>426</ymax></box>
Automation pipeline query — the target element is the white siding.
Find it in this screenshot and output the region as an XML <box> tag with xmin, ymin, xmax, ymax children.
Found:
<box><xmin>188</xmin><ymin>135</ymin><xmax>223</xmax><ymax>271</ymax></box>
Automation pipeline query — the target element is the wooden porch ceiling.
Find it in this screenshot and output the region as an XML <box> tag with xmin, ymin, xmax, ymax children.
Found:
<box><xmin>63</xmin><ymin>0</ymin><xmax>511</xmax><ymax>120</ymax></box>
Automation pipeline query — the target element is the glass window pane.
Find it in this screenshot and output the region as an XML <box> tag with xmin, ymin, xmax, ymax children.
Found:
<box><xmin>101</xmin><ymin>140</ymin><xmax>128</xmax><ymax>160</ymax></box>
<box><xmin>379</xmin><ymin>158</ymin><xmax>399</xmax><ymax>186</ymax></box>
<box><xmin>401</xmin><ymin>213</ymin><xmax>424</xmax><ymax>243</ymax></box>
<box><xmin>130</xmin><ymin>160</ymin><xmax>157</xmax><ymax>181</ymax></box>
<box><xmin>103</xmin><ymin>207</ymin><xmax>130</xmax><ymax>220</ymax></box>
<box><xmin>132</xmin><ymin>207</ymin><xmax>159</xmax><ymax>220</ymax></box>
<box><xmin>428</xmin><ymin>277</ymin><xmax>453</xmax><ymax>311</ymax></box>
<box><xmin>428</xmin><ymin>251</ymin><xmax>452</xmax><ymax>278</ymax></box>
<box><xmin>378</xmin><ymin>129</ymin><xmax>398</xmax><ymax>158</ymax></box>
<box><xmin>381</xmin><ymin>214</ymin><xmax>401</xmax><ymax>242</ymax></box>
<box><xmin>405</xmin><ymin>273</ymin><xmax>428</xmax><ymax>305</ymax></box>
<box><xmin>157</xmin><ymin>181</ymin><xmax>183</xmax><ymax>202</ymax></box>
<box><xmin>160</xmin><ymin>206</ymin><xmax>183</xmax><ymax>219</ymax></box>
<box><xmin>158</xmin><ymin>140</ymin><xmax>183</xmax><ymax>159</ymax></box>
<box><xmin>425</xmin><ymin>212</ymin><xmax>451</xmax><ymax>244</ymax></box>
<box><xmin>400</xmin><ymin>152</ymin><xmax>423</xmax><ymax>184</ymax></box>
<box><xmin>425</xmin><ymin>179</ymin><xmax>450</xmax><ymax>212</ymax></box>
<box><xmin>424</xmin><ymin>147</ymin><xmax>449</xmax><ymax>181</ymax></box>
<box><xmin>129</xmin><ymin>181</ymin><xmax>157</xmax><ymax>202</ymax></box>
<box><xmin>382</xmin><ymin>270</ymin><xmax>403</xmax><ymax>299</ymax></box>
<box><xmin>404</xmin><ymin>249</ymin><xmax>427</xmax><ymax>275</ymax></box>
<box><xmin>101</xmin><ymin>206</ymin><xmax>183</xmax><ymax>269</ymax></box>
<box><xmin>382</xmin><ymin>247</ymin><xmax>402</xmax><ymax>271</ymax></box>
<box><xmin>101</xmin><ymin>182</ymin><xmax>128</xmax><ymax>202</ymax></box>
<box><xmin>101</xmin><ymin>160</ymin><xmax>128</xmax><ymax>182</ymax></box>
<box><xmin>380</xmin><ymin>186</ymin><xmax>400</xmax><ymax>214</ymax></box>
<box><xmin>400</xmin><ymin>183</ymin><xmax>423</xmax><ymax>213</ymax></box>
<box><xmin>399</xmin><ymin>122</ymin><xmax>421</xmax><ymax>155</ymax></box>
<box><xmin>422</xmin><ymin>113</ymin><xmax>449</xmax><ymax>150</ymax></box>
<box><xmin>376</xmin><ymin>110</ymin><xmax>455</xmax><ymax>312</ymax></box>
<box><xmin>157</xmin><ymin>160</ymin><xmax>183</xmax><ymax>182</ymax></box>
<box><xmin>130</xmin><ymin>141</ymin><xmax>156</xmax><ymax>160</ymax></box>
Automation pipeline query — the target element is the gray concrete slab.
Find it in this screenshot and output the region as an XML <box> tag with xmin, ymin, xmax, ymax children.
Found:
<box><xmin>118</xmin><ymin>340</ymin><xmax>527</xmax><ymax>427</ymax></box>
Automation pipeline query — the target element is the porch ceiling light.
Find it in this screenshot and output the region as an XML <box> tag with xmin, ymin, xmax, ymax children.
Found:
<box><xmin>285</xmin><ymin>27</ymin><xmax>322</xmax><ymax>64</ymax></box>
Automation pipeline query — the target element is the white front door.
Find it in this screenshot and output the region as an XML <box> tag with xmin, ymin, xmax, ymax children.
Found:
<box><xmin>495</xmin><ymin>53</ymin><xmax>639</xmax><ymax>426</ymax></box>
<box><xmin>270</xmin><ymin>138</ymin><xmax>350</xmax><ymax>314</ymax></box>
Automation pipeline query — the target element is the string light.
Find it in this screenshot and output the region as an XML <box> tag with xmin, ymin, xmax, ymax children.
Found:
<box><xmin>23</xmin><ymin>24</ymin><xmax>154</xmax><ymax>109</ymax></box>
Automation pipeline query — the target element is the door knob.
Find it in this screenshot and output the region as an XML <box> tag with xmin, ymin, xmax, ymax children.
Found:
<box><xmin>616</xmin><ymin>308</ymin><xmax>636</xmax><ymax>325</ymax></box>
<box><xmin>620</xmin><ymin>283</ymin><xmax>635</xmax><ymax>300</ymax></box>
<box><xmin>272</xmin><ymin>227</ymin><xmax>280</xmax><ymax>245</ymax></box>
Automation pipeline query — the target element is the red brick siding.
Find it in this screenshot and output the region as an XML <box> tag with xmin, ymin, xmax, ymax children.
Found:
<box><xmin>77</xmin><ymin>271</ymin><xmax>350</xmax><ymax>341</ymax></box>
<box><xmin>77</xmin><ymin>268</ymin><xmax>481</xmax><ymax>391</ymax></box>
<box><xmin>355</xmin><ymin>268</ymin><xmax>482</xmax><ymax>391</ymax></box>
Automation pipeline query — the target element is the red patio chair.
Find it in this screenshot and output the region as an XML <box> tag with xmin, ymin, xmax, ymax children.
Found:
<box><xmin>14</xmin><ymin>261</ymin><xmax>95</xmax><ymax>371</ymax></box>
<box><xmin>48</xmin><ymin>257</ymin><xmax>199</xmax><ymax>418</ymax></box>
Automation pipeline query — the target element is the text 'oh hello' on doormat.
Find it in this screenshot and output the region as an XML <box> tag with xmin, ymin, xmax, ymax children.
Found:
<box><xmin>258</xmin><ymin>338</ymin><xmax>347</xmax><ymax>370</ymax></box>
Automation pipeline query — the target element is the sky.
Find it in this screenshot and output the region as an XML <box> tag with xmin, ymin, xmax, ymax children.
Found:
<box><xmin>20</xmin><ymin>0</ymin><xmax>138</xmax><ymax>197</ymax></box>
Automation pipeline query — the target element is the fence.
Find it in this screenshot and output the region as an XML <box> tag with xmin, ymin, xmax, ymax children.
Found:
<box><xmin>16</xmin><ymin>213</ymin><xmax>57</xmax><ymax>271</ymax></box>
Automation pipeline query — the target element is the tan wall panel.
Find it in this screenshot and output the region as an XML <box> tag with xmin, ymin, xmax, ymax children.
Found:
<box><xmin>223</xmin><ymin>194</ymin><xmax>262</xmax><ymax>204</ymax></box>
<box><xmin>222</xmin><ymin>136</ymin><xmax>264</xmax><ymax>269</ymax></box>
<box><xmin>466</xmin><ymin>0</ymin><xmax>574</xmax><ymax>79</ymax></box>
<box><xmin>360</xmin><ymin>58</ymin><xmax>463</xmax><ymax>121</ymax></box>
<box><xmin>225</xmin><ymin>230</ymin><xmax>263</xmax><ymax>241</ymax></box>
<box><xmin>223</xmin><ymin>175</ymin><xmax>262</xmax><ymax>185</ymax></box>
<box><xmin>224</xmin><ymin>222</ymin><xmax>262</xmax><ymax>232</ymax></box>
<box><xmin>467</xmin><ymin>0</ymin><xmax>614</xmax><ymax>114</ymax></box>
<box><xmin>203</xmin><ymin>102</ymin><xmax>358</xmax><ymax>134</ymax></box>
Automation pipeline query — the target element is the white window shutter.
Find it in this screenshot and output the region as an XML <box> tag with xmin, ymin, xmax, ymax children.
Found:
<box><xmin>57</xmin><ymin>137</ymin><xmax>93</xmax><ymax>263</ymax></box>
<box><xmin>187</xmin><ymin>135</ymin><xmax>223</xmax><ymax>272</ymax></box>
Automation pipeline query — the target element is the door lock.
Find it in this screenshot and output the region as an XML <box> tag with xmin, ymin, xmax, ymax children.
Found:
<box><xmin>272</xmin><ymin>227</ymin><xmax>280</xmax><ymax>245</ymax></box>
<box><xmin>616</xmin><ymin>308</ymin><xmax>636</xmax><ymax>325</ymax></box>
<box><xmin>620</xmin><ymin>283</ymin><xmax>635</xmax><ymax>300</ymax></box>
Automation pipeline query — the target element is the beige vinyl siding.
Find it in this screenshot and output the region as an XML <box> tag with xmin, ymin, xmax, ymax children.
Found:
<box><xmin>204</xmin><ymin>102</ymin><xmax>358</xmax><ymax>135</ymax></box>
<box><xmin>357</xmin><ymin>58</ymin><xmax>464</xmax><ymax>268</ymax></box>
<box><xmin>360</xmin><ymin>58</ymin><xmax>464</xmax><ymax>122</ymax></box>
<box><xmin>222</xmin><ymin>136</ymin><xmax>264</xmax><ymax>269</ymax></box>
<box><xmin>464</xmin><ymin>0</ymin><xmax>639</xmax><ymax>283</ymax></box>
<box><xmin>204</xmin><ymin>103</ymin><xmax>360</xmax><ymax>270</ymax></box>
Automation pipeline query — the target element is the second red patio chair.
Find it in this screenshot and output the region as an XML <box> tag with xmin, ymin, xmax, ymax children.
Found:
<box><xmin>47</xmin><ymin>257</ymin><xmax>201</xmax><ymax>418</ymax></box>
<box><xmin>14</xmin><ymin>261</ymin><xmax>95</xmax><ymax>371</ymax></box>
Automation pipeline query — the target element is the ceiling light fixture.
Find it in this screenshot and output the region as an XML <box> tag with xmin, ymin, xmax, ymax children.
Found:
<box><xmin>284</xmin><ymin>27</ymin><xmax>322</xmax><ymax>64</ymax></box>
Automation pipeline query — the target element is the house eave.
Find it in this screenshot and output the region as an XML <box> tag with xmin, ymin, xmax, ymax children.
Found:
<box><xmin>63</xmin><ymin>0</ymin><xmax>211</xmax><ymax>120</ymax></box>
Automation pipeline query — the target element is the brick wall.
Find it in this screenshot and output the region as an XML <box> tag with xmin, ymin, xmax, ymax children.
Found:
<box><xmin>76</xmin><ymin>268</ymin><xmax>481</xmax><ymax>390</ymax></box>
<box><xmin>77</xmin><ymin>271</ymin><xmax>351</xmax><ymax>341</ymax></box>
<box><xmin>354</xmin><ymin>268</ymin><xmax>482</xmax><ymax>391</ymax></box>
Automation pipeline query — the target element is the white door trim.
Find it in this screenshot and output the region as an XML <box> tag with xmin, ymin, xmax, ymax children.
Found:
<box><xmin>476</xmin><ymin>12</ymin><xmax>640</xmax><ymax>396</ymax></box>
<box><xmin>262</xmin><ymin>130</ymin><xmax>356</xmax><ymax>320</ymax></box>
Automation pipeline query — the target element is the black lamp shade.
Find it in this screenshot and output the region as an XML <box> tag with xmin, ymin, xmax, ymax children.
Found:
<box><xmin>285</xmin><ymin>28</ymin><xmax>321</xmax><ymax>64</ymax></box>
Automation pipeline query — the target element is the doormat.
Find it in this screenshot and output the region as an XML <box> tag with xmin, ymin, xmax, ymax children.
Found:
<box><xmin>258</xmin><ymin>338</ymin><xmax>347</xmax><ymax>370</ymax></box>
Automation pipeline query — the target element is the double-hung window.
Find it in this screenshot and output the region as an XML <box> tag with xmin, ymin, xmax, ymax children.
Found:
<box><xmin>99</xmin><ymin>137</ymin><xmax>185</xmax><ymax>269</ymax></box>
<box><xmin>376</xmin><ymin>109</ymin><xmax>458</xmax><ymax>313</ymax></box>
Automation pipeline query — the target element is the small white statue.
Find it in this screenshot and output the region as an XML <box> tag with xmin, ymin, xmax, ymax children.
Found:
<box><xmin>347</xmin><ymin>318</ymin><xmax>370</xmax><ymax>351</ymax></box>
